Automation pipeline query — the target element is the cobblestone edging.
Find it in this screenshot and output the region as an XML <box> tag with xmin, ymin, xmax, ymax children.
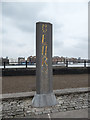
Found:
<box><xmin>1</xmin><ymin>88</ymin><xmax>89</xmax><ymax>118</ymax></box>
<box><xmin>1</xmin><ymin>87</ymin><xmax>89</xmax><ymax>99</ymax></box>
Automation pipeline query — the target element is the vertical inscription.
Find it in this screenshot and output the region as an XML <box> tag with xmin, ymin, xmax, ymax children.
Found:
<box><xmin>41</xmin><ymin>24</ymin><xmax>48</xmax><ymax>73</ymax></box>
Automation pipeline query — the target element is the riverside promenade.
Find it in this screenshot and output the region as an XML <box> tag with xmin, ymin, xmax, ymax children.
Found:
<box><xmin>1</xmin><ymin>67</ymin><xmax>89</xmax><ymax>118</ymax></box>
<box><xmin>1</xmin><ymin>87</ymin><xmax>89</xmax><ymax>118</ymax></box>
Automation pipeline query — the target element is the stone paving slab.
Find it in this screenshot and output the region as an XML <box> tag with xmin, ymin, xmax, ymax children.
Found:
<box><xmin>30</xmin><ymin>109</ymin><xmax>88</xmax><ymax>118</ymax></box>
<box><xmin>50</xmin><ymin>109</ymin><xmax>88</xmax><ymax>118</ymax></box>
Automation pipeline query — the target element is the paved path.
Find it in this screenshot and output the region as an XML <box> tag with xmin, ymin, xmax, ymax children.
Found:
<box><xmin>31</xmin><ymin>109</ymin><xmax>88</xmax><ymax>118</ymax></box>
<box><xmin>50</xmin><ymin>109</ymin><xmax>88</xmax><ymax>118</ymax></box>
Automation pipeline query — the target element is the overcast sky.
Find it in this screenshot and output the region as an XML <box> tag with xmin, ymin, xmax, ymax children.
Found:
<box><xmin>1</xmin><ymin>1</ymin><xmax>88</xmax><ymax>59</ymax></box>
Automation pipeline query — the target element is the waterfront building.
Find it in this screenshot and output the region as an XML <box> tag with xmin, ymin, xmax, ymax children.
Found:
<box><xmin>18</xmin><ymin>57</ymin><xmax>25</xmax><ymax>64</ymax></box>
<box><xmin>0</xmin><ymin>57</ymin><xmax>9</xmax><ymax>65</ymax></box>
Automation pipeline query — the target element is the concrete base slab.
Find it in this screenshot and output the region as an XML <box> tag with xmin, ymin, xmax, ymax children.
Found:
<box><xmin>32</xmin><ymin>93</ymin><xmax>58</xmax><ymax>107</ymax></box>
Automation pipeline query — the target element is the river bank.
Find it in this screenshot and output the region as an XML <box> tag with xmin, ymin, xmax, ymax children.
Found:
<box><xmin>2</xmin><ymin>74</ymin><xmax>88</xmax><ymax>94</ymax></box>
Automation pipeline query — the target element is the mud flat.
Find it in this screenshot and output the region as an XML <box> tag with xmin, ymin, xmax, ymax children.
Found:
<box><xmin>2</xmin><ymin>74</ymin><xmax>88</xmax><ymax>94</ymax></box>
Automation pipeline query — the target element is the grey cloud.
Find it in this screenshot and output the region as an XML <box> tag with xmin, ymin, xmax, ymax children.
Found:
<box><xmin>69</xmin><ymin>36</ymin><xmax>88</xmax><ymax>49</ymax></box>
<box><xmin>2</xmin><ymin>28</ymin><xmax>7</xmax><ymax>34</ymax></box>
<box><xmin>2</xmin><ymin>38</ymin><xmax>13</xmax><ymax>45</ymax></box>
<box><xmin>74</xmin><ymin>40</ymin><xmax>88</xmax><ymax>49</ymax></box>
<box><xmin>70</xmin><ymin>36</ymin><xmax>88</xmax><ymax>42</ymax></box>
<box><xmin>2</xmin><ymin>2</ymin><xmax>43</xmax><ymax>20</ymax></box>
<box><xmin>54</xmin><ymin>39</ymin><xmax>64</xmax><ymax>48</ymax></box>
<box><xmin>17</xmin><ymin>43</ymin><xmax>27</xmax><ymax>47</ymax></box>
<box><xmin>16</xmin><ymin>21</ymin><xmax>34</xmax><ymax>33</ymax></box>
<box><xmin>2</xmin><ymin>2</ymin><xmax>88</xmax><ymax>58</ymax></box>
<box><xmin>2</xmin><ymin>2</ymin><xmax>47</xmax><ymax>33</ymax></box>
<box><xmin>2</xmin><ymin>2</ymin><xmax>64</xmax><ymax>33</ymax></box>
<box><xmin>54</xmin><ymin>23</ymin><xmax>64</xmax><ymax>33</ymax></box>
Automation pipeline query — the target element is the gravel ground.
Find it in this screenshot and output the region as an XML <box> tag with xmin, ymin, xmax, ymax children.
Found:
<box><xmin>1</xmin><ymin>92</ymin><xmax>89</xmax><ymax>118</ymax></box>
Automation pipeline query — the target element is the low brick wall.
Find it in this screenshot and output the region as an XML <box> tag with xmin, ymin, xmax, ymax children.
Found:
<box><xmin>1</xmin><ymin>67</ymin><xmax>90</xmax><ymax>76</ymax></box>
<box><xmin>1</xmin><ymin>87</ymin><xmax>89</xmax><ymax>118</ymax></box>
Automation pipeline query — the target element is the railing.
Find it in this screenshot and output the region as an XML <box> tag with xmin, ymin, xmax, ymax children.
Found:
<box><xmin>66</xmin><ymin>60</ymin><xmax>87</xmax><ymax>68</ymax></box>
<box><xmin>0</xmin><ymin>60</ymin><xmax>90</xmax><ymax>69</ymax></box>
<box><xmin>1</xmin><ymin>61</ymin><xmax>35</xmax><ymax>69</ymax></box>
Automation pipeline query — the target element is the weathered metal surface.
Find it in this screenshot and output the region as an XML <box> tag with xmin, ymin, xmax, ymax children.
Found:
<box><xmin>32</xmin><ymin>22</ymin><xmax>57</xmax><ymax>107</ymax></box>
<box><xmin>36</xmin><ymin>22</ymin><xmax>52</xmax><ymax>94</ymax></box>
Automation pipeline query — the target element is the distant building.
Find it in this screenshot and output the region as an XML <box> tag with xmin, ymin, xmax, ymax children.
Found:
<box><xmin>68</xmin><ymin>57</ymin><xmax>77</xmax><ymax>63</ymax></box>
<box><xmin>31</xmin><ymin>56</ymin><xmax>36</xmax><ymax>63</ymax></box>
<box><xmin>60</xmin><ymin>56</ymin><xmax>65</xmax><ymax>63</ymax></box>
<box><xmin>18</xmin><ymin>57</ymin><xmax>25</xmax><ymax>64</ymax></box>
<box><xmin>52</xmin><ymin>56</ymin><xmax>79</xmax><ymax>64</ymax></box>
<box><xmin>27</xmin><ymin>55</ymin><xmax>88</xmax><ymax>65</ymax></box>
<box><xmin>52</xmin><ymin>56</ymin><xmax>63</xmax><ymax>64</ymax></box>
<box><xmin>0</xmin><ymin>57</ymin><xmax>9</xmax><ymax>65</ymax></box>
<box><xmin>9</xmin><ymin>58</ymin><xmax>18</xmax><ymax>64</ymax></box>
<box><xmin>27</xmin><ymin>56</ymin><xmax>36</xmax><ymax>64</ymax></box>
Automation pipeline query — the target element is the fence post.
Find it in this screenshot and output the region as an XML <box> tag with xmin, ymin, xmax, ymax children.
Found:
<box><xmin>66</xmin><ymin>60</ymin><xmax>68</xmax><ymax>67</ymax></box>
<box><xmin>84</xmin><ymin>60</ymin><xmax>86</xmax><ymax>68</ymax></box>
<box><xmin>26</xmin><ymin>60</ymin><xmax>27</xmax><ymax>68</ymax></box>
<box><xmin>4</xmin><ymin>62</ymin><xmax>5</xmax><ymax>69</ymax></box>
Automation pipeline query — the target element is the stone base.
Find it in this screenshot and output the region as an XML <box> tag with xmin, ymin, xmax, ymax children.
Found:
<box><xmin>32</xmin><ymin>93</ymin><xmax>58</xmax><ymax>107</ymax></box>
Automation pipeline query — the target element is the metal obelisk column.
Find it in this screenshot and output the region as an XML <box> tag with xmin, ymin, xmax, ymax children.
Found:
<box><xmin>32</xmin><ymin>22</ymin><xmax>57</xmax><ymax>107</ymax></box>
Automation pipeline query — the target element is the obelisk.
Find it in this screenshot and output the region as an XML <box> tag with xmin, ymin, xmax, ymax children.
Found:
<box><xmin>32</xmin><ymin>22</ymin><xmax>57</xmax><ymax>107</ymax></box>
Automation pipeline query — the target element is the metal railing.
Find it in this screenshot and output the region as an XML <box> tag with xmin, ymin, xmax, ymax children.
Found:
<box><xmin>0</xmin><ymin>60</ymin><xmax>89</xmax><ymax>69</ymax></box>
<box><xmin>1</xmin><ymin>61</ymin><xmax>35</xmax><ymax>69</ymax></box>
<box><xmin>65</xmin><ymin>60</ymin><xmax>87</xmax><ymax>68</ymax></box>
